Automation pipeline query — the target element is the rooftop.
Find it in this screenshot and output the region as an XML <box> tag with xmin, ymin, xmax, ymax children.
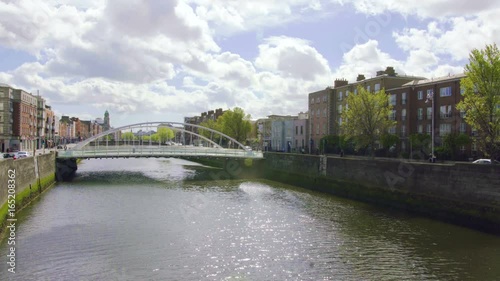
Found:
<box><xmin>401</xmin><ymin>73</ymin><xmax>466</xmax><ymax>87</ymax></box>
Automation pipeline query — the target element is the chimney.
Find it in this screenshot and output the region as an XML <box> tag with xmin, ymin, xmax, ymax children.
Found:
<box><xmin>384</xmin><ymin>66</ymin><xmax>397</xmax><ymax>76</ymax></box>
<box><xmin>334</xmin><ymin>78</ymin><xmax>348</xmax><ymax>88</ymax></box>
<box><xmin>376</xmin><ymin>70</ymin><xmax>385</xmax><ymax>76</ymax></box>
<box><xmin>356</xmin><ymin>74</ymin><xmax>366</xmax><ymax>81</ymax></box>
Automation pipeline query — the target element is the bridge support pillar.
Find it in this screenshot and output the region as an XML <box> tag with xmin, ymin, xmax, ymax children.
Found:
<box><xmin>56</xmin><ymin>158</ymin><xmax>78</xmax><ymax>181</ymax></box>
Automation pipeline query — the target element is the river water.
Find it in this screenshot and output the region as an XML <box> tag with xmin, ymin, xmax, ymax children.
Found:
<box><xmin>1</xmin><ymin>158</ymin><xmax>499</xmax><ymax>281</ymax></box>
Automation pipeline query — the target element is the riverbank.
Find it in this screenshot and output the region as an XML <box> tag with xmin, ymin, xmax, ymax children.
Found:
<box><xmin>0</xmin><ymin>152</ymin><xmax>57</xmax><ymax>239</ymax></box>
<box><xmin>260</xmin><ymin>152</ymin><xmax>500</xmax><ymax>234</ymax></box>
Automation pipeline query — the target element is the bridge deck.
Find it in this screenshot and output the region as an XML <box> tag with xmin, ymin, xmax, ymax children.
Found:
<box><xmin>57</xmin><ymin>145</ymin><xmax>264</xmax><ymax>159</ymax></box>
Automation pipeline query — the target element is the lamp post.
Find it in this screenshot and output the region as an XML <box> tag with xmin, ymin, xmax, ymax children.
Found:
<box><xmin>425</xmin><ymin>90</ymin><xmax>434</xmax><ymax>162</ymax></box>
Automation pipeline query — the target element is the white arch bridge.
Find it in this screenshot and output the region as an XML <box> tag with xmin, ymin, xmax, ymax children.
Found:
<box><xmin>56</xmin><ymin>121</ymin><xmax>264</xmax><ymax>160</ymax></box>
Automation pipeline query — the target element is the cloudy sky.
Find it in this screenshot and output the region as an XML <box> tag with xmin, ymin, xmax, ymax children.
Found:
<box><xmin>1</xmin><ymin>0</ymin><xmax>499</xmax><ymax>127</ymax></box>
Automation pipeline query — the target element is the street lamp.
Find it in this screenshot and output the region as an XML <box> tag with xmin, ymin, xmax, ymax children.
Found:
<box><xmin>425</xmin><ymin>90</ymin><xmax>435</xmax><ymax>162</ymax></box>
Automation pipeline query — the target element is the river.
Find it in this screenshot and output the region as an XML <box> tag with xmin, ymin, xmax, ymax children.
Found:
<box><xmin>1</xmin><ymin>158</ymin><xmax>499</xmax><ymax>281</ymax></box>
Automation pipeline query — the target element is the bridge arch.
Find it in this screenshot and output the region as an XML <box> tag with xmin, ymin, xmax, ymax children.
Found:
<box><xmin>73</xmin><ymin>121</ymin><xmax>248</xmax><ymax>150</ymax></box>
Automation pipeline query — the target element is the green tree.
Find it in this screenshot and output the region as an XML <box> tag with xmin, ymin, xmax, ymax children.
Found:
<box><xmin>218</xmin><ymin>107</ymin><xmax>252</xmax><ymax>143</ymax></box>
<box><xmin>157</xmin><ymin>127</ymin><xmax>175</xmax><ymax>143</ymax></box>
<box><xmin>457</xmin><ymin>43</ymin><xmax>500</xmax><ymax>160</ymax></box>
<box><xmin>341</xmin><ymin>86</ymin><xmax>396</xmax><ymax>157</ymax></box>
<box><xmin>380</xmin><ymin>133</ymin><xmax>400</xmax><ymax>156</ymax></box>
<box><xmin>440</xmin><ymin>133</ymin><xmax>472</xmax><ymax>161</ymax></box>
<box><xmin>150</xmin><ymin>133</ymin><xmax>159</xmax><ymax>143</ymax></box>
<box><xmin>409</xmin><ymin>133</ymin><xmax>431</xmax><ymax>159</ymax></box>
<box><xmin>199</xmin><ymin>119</ymin><xmax>221</xmax><ymax>142</ymax></box>
<box><xmin>122</xmin><ymin>132</ymin><xmax>135</xmax><ymax>141</ymax></box>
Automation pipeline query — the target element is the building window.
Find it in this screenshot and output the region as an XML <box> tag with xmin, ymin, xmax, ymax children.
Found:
<box><xmin>418</xmin><ymin>124</ymin><xmax>423</xmax><ymax>134</ymax></box>
<box><xmin>418</xmin><ymin>91</ymin><xmax>423</xmax><ymax>100</ymax></box>
<box><xmin>296</xmin><ymin>126</ymin><xmax>298</xmax><ymax>135</ymax></box>
<box><xmin>460</xmin><ymin>87</ymin><xmax>465</xmax><ymax>95</ymax></box>
<box><xmin>389</xmin><ymin>126</ymin><xmax>396</xmax><ymax>134</ymax></box>
<box><xmin>401</xmin><ymin>109</ymin><xmax>406</xmax><ymax>121</ymax></box>
<box><xmin>440</xmin><ymin>105</ymin><xmax>452</xmax><ymax>119</ymax></box>
<box><xmin>317</xmin><ymin>109</ymin><xmax>320</xmax><ymax>116</ymax></box>
<box><xmin>339</xmin><ymin>117</ymin><xmax>343</xmax><ymax>126</ymax></box>
<box><xmin>346</xmin><ymin>91</ymin><xmax>349</xmax><ymax>97</ymax></box>
<box><xmin>316</xmin><ymin>124</ymin><xmax>320</xmax><ymax>135</ymax></box>
<box><xmin>439</xmin><ymin>123</ymin><xmax>451</xmax><ymax>136</ymax></box>
<box><xmin>338</xmin><ymin>105</ymin><xmax>342</xmax><ymax>113</ymax></box>
<box><xmin>426</xmin><ymin>107</ymin><xmax>432</xmax><ymax>120</ymax></box>
<box><xmin>338</xmin><ymin>91</ymin><xmax>343</xmax><ymax>101</ymax></box>
<box><xmin>323</xmin><ymin>108</ymin><xmax>327</xmax><ymax>117</ymax></box>
<box><xmin>300</xmin><ymin>126</ymin><xmax>303</xmax><ymax>135</ymax></box>
<box><xmin>310</xmin><ymin>98</ymin><xmax>314</xmax><ymax>104</ymax></box>
<box><xmin>460</xmin><ymin>123</ymin><xmax>466</xmax><ymax>133</ymax></box>
<box><xmin>440</xmin><ymin>86</ymin><xmax>452</xmax><ymax>97</ymax></box>
<box><xmin>322</xmin><ymin>95</ymin><xmax>328</xmax><ymax>102</ymax></box>
<box><xmin>401</xmin><ymin>125</ymin><xmax>406</xmax><ymax>137</ymax></box>
<box><xmin>460</xmin><ymin>109</ymin><xmax>466</xmax><ymax>118</ymax></box>
<box><xmin>390</xmin><ymin>94</ymin><xmax>396</xmax><ymax>106</ymax></box>
<box><xmin>374</xmin><ymin>83</ymin><xmax>381</xmax><ymax>92</ymax></box>
<box><xmin>367</xmin><ymin>85</ymin><xmax>371</xmax><ymax>92</ymax></box>
<box><xmin>389</xmin><ymin>110</ymin><xmax>396</xmax><ymax>120</ymax></box>
<box><xmin>417</xmin><ymin>108</ymin><xmax>423</xmax><ymax>120</ymax></box>
<box><xmin>354</xmin><ymin>88</ymin><xmax>357</xmax><ymax>95</ymax></box>
<box><xmin>402</xmin><ymin>141</ymin><xmax>406</xmax><ymax>151</ymax></box>
<box><xmin>402</xmin><ymin>92</ymin><xmax>407</xmax><ymax>105</ymax></box>
<box><xmin>316</xmin><ymin>97</ymin><xmax>320</xmax><ymax>103</ymax></box>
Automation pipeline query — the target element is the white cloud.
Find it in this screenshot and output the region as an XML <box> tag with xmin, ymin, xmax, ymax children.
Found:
<box><xmin>190</xmin><ymin>0</ymin><xmax>336</xmax><ymax>36</ymax></box>
<box><xmin>255</xmin><ymin>36</ymin><xmax>331</xmax><ymax>80</ymax></box>
<box><xmin>393</xmin><ymin>12</ymin><xmax>500</xmax><ymax>62</ymax></box>
<box><xmin>341</xmin><ymin>0</ymin><xmax>500</xmax><ymax>18</ymax></box>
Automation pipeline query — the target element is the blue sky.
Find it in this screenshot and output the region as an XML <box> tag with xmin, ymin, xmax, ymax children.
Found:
<box><xmin>1</xmin><ymin>0</ymin><xmax>498</xmax><ymax>127</ymax></box>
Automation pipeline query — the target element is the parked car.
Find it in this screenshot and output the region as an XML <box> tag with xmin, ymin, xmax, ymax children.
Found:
<box><xmin>472</xmin><ymin>159</ymin><xmax>500</xmax><ymax>164</ymax></box>
<box><xmin>16</xmin><ymin>151</ymin><xmax>30</xmax><ymax>158</ymax></box>
<box><xmin>3</xmin><ymin>153</ymin><xmax>17</xmax><ymax>159</ymax></box>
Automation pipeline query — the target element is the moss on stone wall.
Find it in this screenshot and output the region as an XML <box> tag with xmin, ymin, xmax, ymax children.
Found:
<box><xmin>0</xmin><ymin>173</ymin><xmax>56</xmax><ymax>240</ymax></box>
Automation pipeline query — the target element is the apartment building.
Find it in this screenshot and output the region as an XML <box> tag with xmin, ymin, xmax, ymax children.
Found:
<box><xmin>332</xmin><ymin>68</ymin><xmax>426</xmax><ymax>137</ymax></box>
<box><xmin>0</xmin><ymin>84</ymin><xmax>14</xmax><ymax>152</ymax></box>
<box><xmin>308</xmin><ymin>87</ymin><xmax>334</xmax><ymax>152</ymax></box>
<box><xmin>268</xmin><ymin>115</ymin><xmax>298</xmax><ymax>152</ymax></box>
<box><xmin>387</xmin><ymin>73</ymin><xmax>474</xmax><ymax>159</ymax></box>
<box><xmin>44</xmin><ymin>105</ymin><xmax>56</xmax><ymax>148</ymax></box>
<box><xmin>12</xmin><ymin>88</ymin><xmax>38</xmax><ymax>151</ymax></box>
<box><xmin>293</xmin><ymin>112</ymin><xmax>309</xmax><ymax>153</ymax></box>
<box><xmin>311</xmin><ymin>68</ymin><xmax>474</xmax><ymax>159</ymax></box>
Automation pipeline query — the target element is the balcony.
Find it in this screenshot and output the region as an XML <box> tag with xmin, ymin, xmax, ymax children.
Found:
<box><xmin>440</xmin><ymin>113</ymin><xmax>452</xmax><ymax>119</ymax></box>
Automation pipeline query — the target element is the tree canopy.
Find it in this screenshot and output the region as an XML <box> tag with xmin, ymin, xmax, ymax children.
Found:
<box><xmin>341</xmin><ymin>86</ymin><xmax>395</xmax><ymax>156</ymax></box>
<box><xmin>218</xmin><ymin>107</ymin><xmax>252</xmax><ymax>143</ymax></box>
<box><xmin>457</xmin><ymin>43</ymin><xmax>500</xmax><ymax>160</ymax></box>
<box><xmin>156</xmin><ymin>127</ymin><xmax>175</xmax><ymax>143</ymax></box>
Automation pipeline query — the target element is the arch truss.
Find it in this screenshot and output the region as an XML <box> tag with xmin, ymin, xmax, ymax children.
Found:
<box><xmin>57</xmin><ymin>121</ymin><xmax>263</xmax><ymax>159</ymax></box>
